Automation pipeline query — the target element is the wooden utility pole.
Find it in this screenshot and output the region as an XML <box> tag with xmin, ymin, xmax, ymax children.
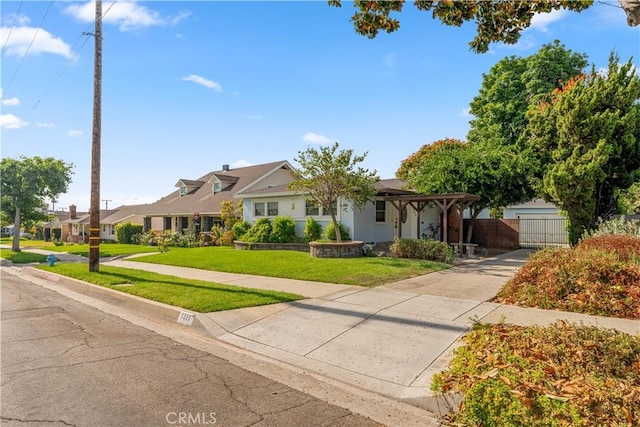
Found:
<box><xmin>89</xmin><ymin>0</ymin><xmax>102</xmax><ymax>272</ymax></box>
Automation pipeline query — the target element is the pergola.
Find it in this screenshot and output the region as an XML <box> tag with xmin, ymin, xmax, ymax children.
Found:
<box><xmin>383</xmin><ymin>193</ymin><xmax>481</xmax><ymax>249</ymax></box>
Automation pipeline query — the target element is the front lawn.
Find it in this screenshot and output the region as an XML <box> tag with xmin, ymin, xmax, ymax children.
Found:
<box><xmin>37</xmin><ymin>263</ymin><xmax>303</xmax><ymax>312</ymax></box>
<box><xmin>132</xmin><ymin>246</ymin><xmax>450</xmax><ymax>287</ymax></box>
<box><xmin>432</xmin><ymin>321</ymin><xmax>640</xmax><ymax>426</ymax></box>
<box><xmin>46</xmin><ymin>243</ymin><xmax>161</xmax><ymax>257</ymax></box>
<box><xmin>0</xmin><ymin>249</ymin><xmax>47</xmax><ymax>263</ymax></box>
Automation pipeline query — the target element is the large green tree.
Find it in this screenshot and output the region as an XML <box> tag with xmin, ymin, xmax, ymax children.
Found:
<box><xmin>289</xmin><ymin>142</ymin><xmax>380</xmax><ymax>243</ymax></box>
<box><xmin>527</xmin><ymin>53</ymin><xmax>640</xmax><ymax>243</ymax></box>
<box><xmin>328</xmin><ymin>0</ymin><xmax>639</xmax><ymax>54</ymax></box>
<box><xmin>1</xmin><ymin>156</ymin><xmax>74</xmax><ymax>251</ymax></box>
<box><xmin>397</xmin><ymin>138</ymin><xmax>535</xmax><ymax>242</ymax></box>
<box><xmin>468</xmin><ymin>40</ymin><xmax>588</xmax><ymax>148</ymax></box>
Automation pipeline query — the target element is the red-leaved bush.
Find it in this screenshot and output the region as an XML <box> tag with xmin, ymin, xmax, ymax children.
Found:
<box><xmin>495</xmin><ymin>235</ymin><xmax>640</xmax><ymax>319</ymax></box>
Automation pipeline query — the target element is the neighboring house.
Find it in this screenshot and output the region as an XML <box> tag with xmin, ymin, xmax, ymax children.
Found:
<box><xmin>137</xmin><ymin>161</ymin><xmax>298</xmax><ymax>235</ymax></box>
<box><xmin>503</xmin><ymin>198</ymin><xmax>562</xmax><ymax>219</ymax></box>
<box><xmin>59</xmin><ymin>205</ymin><xmax>120</xmax><ymax>243</ymax></box>
<box><xmin>503</xmin><ymin>199</ymin><xmax>568</xmax><ymax>247</ymax></box>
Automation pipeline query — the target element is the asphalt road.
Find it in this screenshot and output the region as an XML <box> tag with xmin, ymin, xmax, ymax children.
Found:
<box><xmin>1</xmin><ymin>274</ymin><xmax>382</xmax><ymax>427</ymax></box>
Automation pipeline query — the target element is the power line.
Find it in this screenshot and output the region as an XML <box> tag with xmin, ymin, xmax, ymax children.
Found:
<box><xmin>1</xmin><ymin>0</ymin><xmax>24</xmax><ymax>54</ymax></box>
<box><xmin>3</xmin><ymin>1</ymin><xmax>54</xmax><ymax>93</ymax></box>
<box><xmin>31</xmin><ymin>0</ymin><xmax>119</xmax><ymax>111</ymax></box>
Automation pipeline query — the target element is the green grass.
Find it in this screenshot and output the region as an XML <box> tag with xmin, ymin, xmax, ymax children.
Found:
<box><xmin>47</xmin><ymin>243</ymin><xmax>161</xmax><ymax>257</ymax></box>
<box><xmin>0</xmin><ymin>249</ymin><xmax>47</xmax><ymax>263</ymax></box>
<box><xmin>37</xmin><ymin>263</ymin><xmax>303</xmax><ymax>312</ymax></box>
<box><xmin>133</xmin><ymin>246</ymin><xmax>450</xmax><ymax>287</ymax></box>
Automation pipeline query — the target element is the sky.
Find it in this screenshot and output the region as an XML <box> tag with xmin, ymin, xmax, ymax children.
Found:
<box><xmin>1</xmin><ymin>1</ymin><xmax>639</xmax><ymax>213</ymax></box>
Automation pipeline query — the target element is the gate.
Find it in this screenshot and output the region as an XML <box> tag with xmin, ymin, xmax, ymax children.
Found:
<box><xmin>519</xmin><ymin>218</ymin><xmax>569</xmax><ymax>248</ymax></box>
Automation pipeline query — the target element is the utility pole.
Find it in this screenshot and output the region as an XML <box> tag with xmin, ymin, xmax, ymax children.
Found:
<box><xmin>102</xmin><ymin>199</ymin><xmax>112</xmax><ymax>210</ymax></box>
<box><xmin>89</xmin><ymin>0</ymin><xmax>102</xmax><ymax>272</ymax></box>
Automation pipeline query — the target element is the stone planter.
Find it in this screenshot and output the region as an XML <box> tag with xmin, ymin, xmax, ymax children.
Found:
<box><xmin>308</xmin><ymin>241</ymin><xmax>364</xmax><ymax>258</ymax></box>
<box><xmin>233</xmin><ymin>241</ymin><xmax>309</xmax><ymax>252</ymax></box>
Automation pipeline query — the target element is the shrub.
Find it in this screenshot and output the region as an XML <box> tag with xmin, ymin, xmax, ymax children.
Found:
<box><xmin>137</xmin><ymin>230</ymin><xmax>158</xmax><ymax>246</ymax></box>
<box><xmin>577</xmin><ymin>234</ymin><xmax>640</xmax><ymax>262</ymax></box>
<box><xmin>389</xmin><ymin>238</ymin><xmax>454</xmax><ymax>263</ymax></box>
<box><xmin>210</xmin><ymin>225</ymin><xmax>223</xmax><ymax>246</ymax></box>
<box><xmin>176</xmin><ymin>229</ymin><xmax>199</xmax><ymax>248</ymax></box>
<box><xmin>303</xmin><ymin>217</ymin><xmax>322</xmax><ymax>242</ymax></box>
<box><xmin>232</xmin><ymin>221</ymin><xmax>251</xmax><ymax>240</ymax></box>
<box><xmin>240</xmin><ymin>218</ymin><xmax>272</xmax><ymax>243</ymax></box>
<box><xmin>271</xmin><ymin>216</ymin><xmax>297</xmax><ymax>243</ymax></box>
<box><xmin>115</xmin><ymin>222</ymin><xmax>143</xmax><ymax>244</ymax></box>
<box><xmin>220</xmin><ymin>230</ymin><xmax>235</xmax><ymax>246</ymax></box>
<box><xmin>583</xmin><ymin>216</ymin><xmax>640</xmax><ymax>238</ymax></box>
<box><xmin>496</xmin><ymin>244</ymin><xmax>640</xmax><ymax>319</ymax></box>
<box><xmin>325</xmin><ymin>221</ymin><xmax>351</xmax><ymax>241</ymax></box>
<box><xmin>432</xmin><ymin>321</ymin><xmax>640</xmax><ymax>427</ymax></box>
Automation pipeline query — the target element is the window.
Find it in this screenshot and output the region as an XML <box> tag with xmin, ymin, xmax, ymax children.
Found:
<box><xmin>267</xmin><ymin>202</ymin><xmax>278</xmax><ymax>216</ymax></box>
<box><xmin>180</xmin><ymin>186</ymin><xmax>188</xmax><ymax>196</ymax></box>
<box><xmin>163</xmin><ymin>217</ymin><xmax>171</xmax><ymax>230</ymax></box>
<box><xmin>213</xmin><ymin>182</ymin><xmax>221</xmax><ymax>193</ymax></box>
<box><xmin>375</xmin><ymin>200</ymin><xmax>386</xmax><ymax>222</ymax></box>
<box><xmin>254</xmin><ymin>202</ymin><xmax>265</xmax><ymax>216</ymax></box>
<box><xmin>305</xmin><ymin>200</ymin><xmax>319</xmax><ymax>216</ymax></box>
<box><xmin>322</xmin><ymin>201</ymin><xmax>338</xmax><ymax>217</ymax></box>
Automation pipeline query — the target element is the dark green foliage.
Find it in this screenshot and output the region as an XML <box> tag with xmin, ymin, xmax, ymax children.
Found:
<box><xmin>232</xmin><ymin>221</ymin><xmax>251</xmax><ymax>240</ymax></box>
<box><xmin>389</xmin><ymin>238</ymin><xmax>454</xmax><ymax>263</ymax></box>
<box><xmin>303</xmin><ymin>217</ymin><xmax>322</xmax><ymax>242</ymax></box>
<box><xmin>270</xmin><ymin>216</ymin><xmax>297</xmax><ymax>243</ymax></box>
<box><xmin>527</xmin><ymin>53</ymin><xmax>640</xmax><ymax>243</ymax></box>
<box><xmin>115</xmin><ymin>222</ymin><xmax>143</xmax><ymax>244</ymax></box>
<box><xmin>325</xmin><ymin>221</ymin><xmax>351</xmax><ymax>241</ymax></box>
<box><xmin>240</xmin><ymin>218</ymin><xmax>272</xmax><ymax>243</ymax></box>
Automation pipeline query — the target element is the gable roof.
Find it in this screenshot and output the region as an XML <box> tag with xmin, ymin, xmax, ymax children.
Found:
<box><xmin>142</xmin><ymin>161</ymin><xmax>295</xmax><ymax>216</ymax></box>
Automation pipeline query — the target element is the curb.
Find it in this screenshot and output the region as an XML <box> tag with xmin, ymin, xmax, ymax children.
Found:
<box><xmin>21</xmin><ymin>266</ymin><xmax>214</xmax><ymax>339</ymax></box>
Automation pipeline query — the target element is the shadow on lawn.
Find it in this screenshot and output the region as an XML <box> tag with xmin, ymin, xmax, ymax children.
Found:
<box><xmin>99</xmin><ymin>270</ymin><xmax>303</xmax><ymax>303</ymax></box>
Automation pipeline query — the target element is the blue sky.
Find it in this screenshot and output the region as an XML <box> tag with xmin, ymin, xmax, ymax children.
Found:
<box><xmin>1</xmin><ymin>1</ymin><xmax>639</xmax><ymax>212</ymax></box>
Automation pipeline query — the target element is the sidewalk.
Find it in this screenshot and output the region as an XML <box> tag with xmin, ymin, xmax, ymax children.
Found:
<box><xmin>4</xmin><ymin>247</ymin><xmax>639</xmax><ymax>417</ymax></box>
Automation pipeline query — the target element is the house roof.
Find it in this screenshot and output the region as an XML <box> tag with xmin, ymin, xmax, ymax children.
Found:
<box><xmin>142</xmin><ymin>161</ymin><xmax>295</xmax><ymax>216</ymax></box>
<box><xmin>506</xmin><ymin>198</ymin><xmax>558</xmax><ymax>209</ymax></box>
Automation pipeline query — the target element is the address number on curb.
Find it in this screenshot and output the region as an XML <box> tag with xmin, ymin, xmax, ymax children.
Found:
<box><xmin>177</xmin><ymin>311</ymin><xmax>195</xmax><ymax>326</ymax></box>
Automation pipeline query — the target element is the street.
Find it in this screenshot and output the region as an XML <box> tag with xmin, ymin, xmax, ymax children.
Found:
<box><xmin>1</xmin><ymin>273</ymin><xmax>381</xmax><ymax>427</ymax></box>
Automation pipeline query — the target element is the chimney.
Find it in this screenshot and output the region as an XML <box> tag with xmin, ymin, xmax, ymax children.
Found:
<box><xmin>69</xmin><ymin>205</ymin><xmax>77</xmax><ymax>219</ymax></box>
<box><xmin>222</xmin><ymin>164</ymin><xmax>229</xmax><ymax>172</ymax></box>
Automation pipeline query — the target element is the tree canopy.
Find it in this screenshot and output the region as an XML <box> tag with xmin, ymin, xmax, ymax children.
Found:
<box><xmin>289</xmin><ymin>142</ymin><xmax>379</xmax><ymax>242</ymax></box>
<box><xmin>527</xmin><ymin>53</ymin><xmax>640</xmax><ymax>243</ymax></box>
<box><xmin>468</xmin><ymin>40</ymin><xmax>588</xmax><ymax>148</ymax></box>
<box><xmin>327</xmin><ymin>0</ymin><xmax>623</xmax><ymax>53</ymax></box>
<box><xmin>1</xmin><ymin>156</ymin><xmax>74</xmax><ymax>251</ymax></box>
<box><xmin>397</xmin><ymin>138</ymin><xmax>535</xmax><ymax>241</ymax></box>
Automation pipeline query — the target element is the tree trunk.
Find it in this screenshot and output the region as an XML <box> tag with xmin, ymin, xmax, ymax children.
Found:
<box><xmin>12</xmin><ymin>206</ymin><xmax>21</xmax><ymax>252</ymax></box>
<box><xmin>465</xmin><ymin>209</ymin><xmax>481</xmax><ymax>244</ymax></box>
<box><xmin>328</xmin><ymin>210</ymin><xmax>341</xmax><ymax>243</ymax></box>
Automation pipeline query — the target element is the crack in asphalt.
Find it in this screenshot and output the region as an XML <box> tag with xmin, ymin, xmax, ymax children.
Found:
<box><xmin>0</xmin><ymin>416</ymin><xmax>77</xmax><ymax>426</ymax></box>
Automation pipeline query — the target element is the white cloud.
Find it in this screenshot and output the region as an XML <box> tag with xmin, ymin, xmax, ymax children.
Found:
<box><xmin>68</xmin><ymin>130</ymin><xmax>83</xmax><ymax>137</ymax></box>
<box><xmin>458</xmin><ymin>107</ymin><xmax>471</xmax><ymax>117</ymax></box>
<box><xmin>529</xmin><ymin>9</ymin><xmax>567</xmax><ymax>32</ymax></box>
<box><xmin>2</xmin><ymin>13</ymin><xmax>31</xmax><ymax>26</ymax></box>
<box><xmin>0</xmin><ymin>114</ymin><xmax>28</xmax><ymax>129</ymax></box>
<box><xmin>180</xmin><ymin>74</ymin><xmax>223</xmax><ymax>92</ymax></box>
<box><xmin>1</xmin><ymin>97</ymin><xmax>19</xmax><ymax>106</ymax></box>
<box><xmin>64</xmin><ymin>1</ymin><xmax>189</xmax><ymax>32</ymax></box>
<box><xmin>36</xmin><ymin>121</ymin><xmax>55</xmax><ymax>128</ymax></box>
<box><xmin>231</xmin><ymin>160</ymin><xmax>254</xmax><ymax>168</ymax></box>
<box><xmin>302</xmin><ymin>132</ymin><xmax>330</xmax><ymax>144</ymax></box>
<box><xmin>0</xmin><ymin>26</ymin><xmax>72</xmax><ymax>58</ymax></box>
